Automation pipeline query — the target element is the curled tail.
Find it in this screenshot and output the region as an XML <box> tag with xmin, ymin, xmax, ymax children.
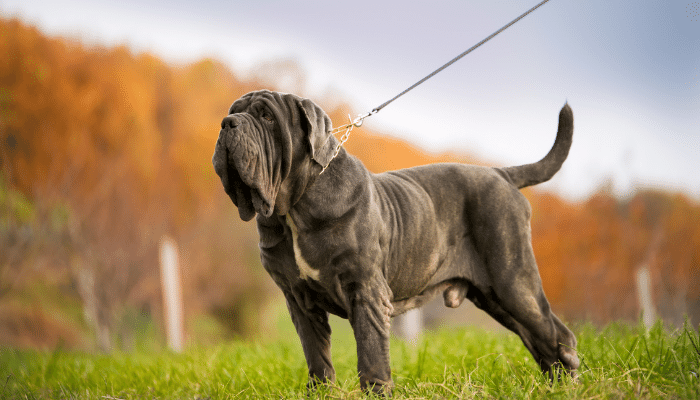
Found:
<box><xmin>503</xmin><ymin>103</ymin><xmax>573</xmax><ymax>189</ymax></box>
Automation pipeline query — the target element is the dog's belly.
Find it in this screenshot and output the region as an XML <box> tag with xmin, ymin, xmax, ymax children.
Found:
<box><xmin>373</xmin><ymin>169</ymin><xmax>482</xmax><ymax>301</ymax></box>
<box><xmin>386</xmin><ymin>232</ymin><xmax>482</xmax><ymax>307</ymax></box>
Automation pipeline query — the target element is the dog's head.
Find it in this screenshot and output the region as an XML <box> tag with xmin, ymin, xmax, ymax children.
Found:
<box><xmin>212</xmin><ymin>90</ymin><xmax>336</xmax><ymax>221</ymax></box>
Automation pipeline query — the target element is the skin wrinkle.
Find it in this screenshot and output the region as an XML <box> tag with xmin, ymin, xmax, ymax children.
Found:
<box><xmin>228</xmin><ymin>94</ymin><xmax>287</xmax><ymax>215</ymax></box>
<box><xmin>213</xmin><ymin>90</ymin><xmax>579</xmax><ymax>395</ymax></box>
<box><xmin>221</xmin><ymin>113</ymin><xmax>276</xmax><ymax>220</ymax></box>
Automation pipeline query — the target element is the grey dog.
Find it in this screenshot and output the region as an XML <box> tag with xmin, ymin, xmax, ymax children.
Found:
<box><xmin>212</xmin><ymin>90</ymin><xmax>579</xmax><ymax>395</ymax></box>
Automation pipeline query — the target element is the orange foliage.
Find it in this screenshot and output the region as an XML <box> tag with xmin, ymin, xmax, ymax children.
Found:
<box><xmin>531</xmin><ymin>189</ymin><xmax>700</xmax><ymax>324</ymax></box>
<box><xmin>0</xmin><ymin>17</ymin><xmax>262</xmax><ymax>346</ymax></box>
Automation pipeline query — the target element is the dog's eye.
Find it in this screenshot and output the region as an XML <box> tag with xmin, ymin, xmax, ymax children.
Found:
<box><xmin>261</xmin><ymin>112</ymin><xmax>274</xmax><ymax>123</ymax></box>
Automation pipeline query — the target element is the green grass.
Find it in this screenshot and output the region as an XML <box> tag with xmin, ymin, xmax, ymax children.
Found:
<box><xmin>1</xmin><ymin>318</ymin><xmax>699</xmax><ymax>399</ymax></box>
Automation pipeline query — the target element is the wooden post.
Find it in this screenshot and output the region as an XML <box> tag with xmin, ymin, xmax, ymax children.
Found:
<box><xmin>394</xmin><ymin>308</ymin><xmax>423</xmax><ymax>343</ymax></box>
<box><xmin>159</xmin><ymin>236</ymin><xmax>184</xmax><ymax>351</ymax></box>
<box><xmin>635</xmin><ymin>228</ymin><xmax>662</xmax><ymax>329</ymax></box>
<box><xmin>635</xmin><ymin>265</ymin><xmax>656</xmax><ymax>329</ymax></box>
<box><xmin>76</xmin><ymin>265</ymin><xmax>112</xmax><ymax>352</ymax></box>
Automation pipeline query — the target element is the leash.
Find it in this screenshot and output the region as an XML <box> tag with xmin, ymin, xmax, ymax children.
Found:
<box><xmin>320</xmin><ymin>0</ymin><xmax>552</xmax><ymax>174</ymax></box>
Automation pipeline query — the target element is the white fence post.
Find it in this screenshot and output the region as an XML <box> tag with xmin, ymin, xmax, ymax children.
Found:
<box><xmin>394</xmin><ymin>308</ymin><xmax>423</xmax><ymax>344</ymax></box>
<box><xmin>160</xmin><ymin>236</ymin><xmax>184</xmax><ymax>351</ymax></box>
<box><xmin>635</xmin><ymin>264</ymin><xmax>656</xmax><ymax>329</ymax></box>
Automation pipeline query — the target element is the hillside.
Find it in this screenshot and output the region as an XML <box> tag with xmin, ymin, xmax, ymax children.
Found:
<box><xmin>1</xmin><ymin>16</ymin><xmax>698</xmax><ymax>350</ymax></box>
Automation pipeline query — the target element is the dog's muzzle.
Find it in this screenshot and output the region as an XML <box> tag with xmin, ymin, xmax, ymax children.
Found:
<box><xmin>214</xmin><ymin>116</ymin><xmax>275</xmax><ymax>221</ymax></box>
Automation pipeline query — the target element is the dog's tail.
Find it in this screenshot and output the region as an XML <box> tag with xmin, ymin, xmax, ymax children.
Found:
<box><xmin>502</xmin><ymin>103</ymin><xmax>573</xmax><ymax>189</ymax></box>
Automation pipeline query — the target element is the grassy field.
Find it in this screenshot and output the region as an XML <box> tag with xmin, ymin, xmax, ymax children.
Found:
<box><xmin>1</xmin><ymin>315</ymin><xmax>699</xmax><ymax>399</ymax></box>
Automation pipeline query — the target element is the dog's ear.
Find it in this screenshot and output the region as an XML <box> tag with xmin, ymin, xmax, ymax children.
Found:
<box><xmin>296</xmin><ymin>98</ymin><xmax>335</xmax><ymax>168</ymax></box>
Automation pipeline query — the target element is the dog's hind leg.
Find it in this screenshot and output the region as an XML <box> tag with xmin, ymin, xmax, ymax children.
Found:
<box><xmin>283</xmin><ymin>292</ymin><xmax>336</xmax><ymax>388</ymax></box>
<box><xmin>471</xmin><ymin>192</ymin><xmax>579</xmax><ymax>378</ymax></box>
<box><xmin>466</xmin><ymin>282</ymin><xmax>578</xmax><ymax>379</ymax></box>
<box><xmin>500</xmin><ymin>291</ymin><xmax>578</xmax><ymax>379</ymax></box>
<box><xmin>486</xmin><ymin>253</ymin><xmax>579</xmax><ymax>378</ymax></box>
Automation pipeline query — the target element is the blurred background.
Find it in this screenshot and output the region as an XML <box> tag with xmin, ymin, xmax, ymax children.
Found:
<box><xmin>0</xmin><ymin>0</ymin><xmax>698</xmax><ymax>352</ymax></box>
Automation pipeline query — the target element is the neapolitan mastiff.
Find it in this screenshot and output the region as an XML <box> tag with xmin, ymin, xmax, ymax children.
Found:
<box><xmin>212</xmin><ymin>90</ymin><xmax>579</xmax><ymax>395</ymax></box>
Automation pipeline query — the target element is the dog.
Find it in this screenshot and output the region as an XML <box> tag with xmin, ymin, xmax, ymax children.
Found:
<box><xmin>212</xmin><ymin>90</ymin><xmax>579</xmax><ymax>395</ymax></box>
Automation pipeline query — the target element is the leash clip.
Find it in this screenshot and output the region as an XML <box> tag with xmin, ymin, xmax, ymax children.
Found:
<box><xmin>351</xmin><ymin>111</ymin><xmax>373</xmax><ymax>128</ymax></box>
<box><xmin>321</xmin><ymin>112</ymin><xmax>371</xmax><ymax>174</ymax></box>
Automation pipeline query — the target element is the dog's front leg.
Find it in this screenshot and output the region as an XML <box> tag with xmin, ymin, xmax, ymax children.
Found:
<box><xmin>347</xmin><ymin>278</ymin><xmax>394</xmax><ymax>396</ymax></box>
<box><xmin>283</xmin><ymin>291</ymin><xmax>335</xmax><ymax>388</ymax></box>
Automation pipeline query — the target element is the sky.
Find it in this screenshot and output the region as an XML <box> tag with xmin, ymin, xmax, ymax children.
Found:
<box><xmin>3</xmin><ymin>0</ymin><xmax>699</xmax><ymax>201</ymax></box>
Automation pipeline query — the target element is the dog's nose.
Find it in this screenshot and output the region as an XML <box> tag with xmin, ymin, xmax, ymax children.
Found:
<box><xmin>221</xmin><ymin>115</ymin><xmax>240</xmax><ymax>129</ymax></box>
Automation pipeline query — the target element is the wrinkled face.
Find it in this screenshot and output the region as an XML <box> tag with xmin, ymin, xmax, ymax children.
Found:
<box><xmin>212</xmin><ymin>90</ymin><xmax>335</xmax><ymax>221</ymax></box>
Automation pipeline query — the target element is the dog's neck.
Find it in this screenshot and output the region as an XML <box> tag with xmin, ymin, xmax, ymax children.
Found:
<box><xmin>290</xmin><ymin>149</ymin><xmax>371</xmax><ymax>227</ymax></box>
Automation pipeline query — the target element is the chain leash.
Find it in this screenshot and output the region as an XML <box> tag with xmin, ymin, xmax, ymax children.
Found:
<box><xmin>319</xmin><ymin>111</ymin><xmax>374</xmax><ymax>174</ymax></box>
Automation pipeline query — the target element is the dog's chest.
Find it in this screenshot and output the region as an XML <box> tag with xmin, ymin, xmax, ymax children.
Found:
<box><xmin>285</xmin><ymin>214</ymin><xmax>321</xmax><ymax>281</ymax></box>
